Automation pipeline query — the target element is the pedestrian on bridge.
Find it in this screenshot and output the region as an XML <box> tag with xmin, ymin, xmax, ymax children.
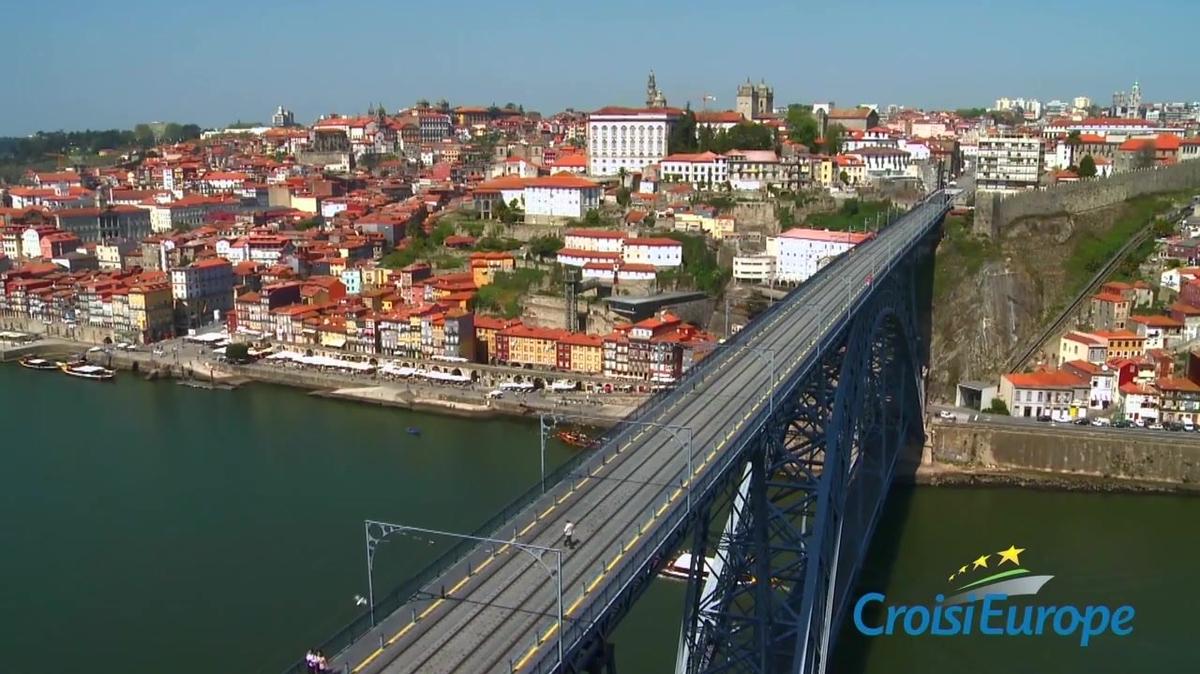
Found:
<box><xmin>563</xmin><ymin>520</ymin><xmax>577</xmax><ymax>549</ymax></box>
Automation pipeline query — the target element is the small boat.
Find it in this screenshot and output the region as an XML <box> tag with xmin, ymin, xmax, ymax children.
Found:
<box><xmin>18</xmin><ymin>356</ymin><xmax>60</xmax><ymax>370</ymax></box>
<box><xmin>406</xmin><ymin>426</ymin><xmax>421</xmax><ymax>436</ymax></box>
<box><xmin>555</xmin><ymin>430</ymin><xmax>599</xmax><ymax>449</ymax></box>
<box><xmin>659</xmin><ymin>553</ymin><xmax>718</xmax><ymax>582</ymax></box>
<box><xmin>60</xmin><ymin>362</ymin><xmax>116</xmax><ymax>381</ymax></box>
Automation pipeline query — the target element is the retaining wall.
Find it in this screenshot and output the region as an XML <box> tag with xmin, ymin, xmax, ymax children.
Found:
<box><xmin>929</xmin><ymin>422</ymin><xmax>1200</xmax><ymax>486</ymax></box>
<box><xmin>975</xmin><ymin>162</ymin><xmax>1200</xmax><ymax>236</ymax></box>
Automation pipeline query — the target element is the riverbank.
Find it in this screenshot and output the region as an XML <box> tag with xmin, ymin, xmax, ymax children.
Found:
<box><xmin>911</xmin><ymin>461</ymin><xmax>1200</xmax><ymax>494</ymax></box>
<box><xmin>1</xmin><ymin>337</ymin><xmax>642</xmax><ymax>423</ymax></box>
<box><xmin>920</xmin><ymin>418</ymin><xmax>1200</xmax><ymax>494</ymax></box>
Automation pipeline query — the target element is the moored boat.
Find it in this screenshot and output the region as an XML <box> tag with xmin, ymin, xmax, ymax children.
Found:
<box><xmin>18</xmin><ymin>355</ymin><xmax>60</xmax><ymax>370</ymax></box>
<box><xmin>555</xmin><ymin>429</ymin><xmax>599</xmax><ymax>449</ymax></box>
<box><xmin>60</xmin><ymin>362</ymin><xmax>116</xmax><ymax>381</ymax></box>
<box><xmin>659</xmin><ymin>553</ymin><xmax>718</xmax><ymax>582</ymax></box>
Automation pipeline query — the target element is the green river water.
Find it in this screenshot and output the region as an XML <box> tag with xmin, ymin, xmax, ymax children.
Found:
<box><xmin>0</xmin><ymin>365</ymin><xmax>1194</xmax><ymax>673</ymax></box>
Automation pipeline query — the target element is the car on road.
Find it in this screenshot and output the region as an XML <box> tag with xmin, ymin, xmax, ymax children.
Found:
<box><xmin>1163</xmin><ymin>421</ymin><xmax>1184</xmax><ymax>432</ymax></box>
<box><xmin>1113</xmin><ymin>420</ymin><xmax>1131</xmax><ymax>428</ymax></box>
<box><xmin>1186</xmin><ymin>422</ymin><xmax>1196</xmax><ymax>432</ymax></box>
<box><xmin>1091</xmin><ymin>418</ymin><xmax>1111</xmax><ymax>427</ymax></box>
<box><xmin>938</xmin><ymin>410</ymin><xmax>955</xmax><ymax>420</ymax></box>
<box><xmin>1133</xmin><ymin>418</ymin><xmax>1146</xmax><ymax>428</ymax></box>
<box><xmin>1148</xmin><ymin>422</ymin><xmax>1164</xmax><ymax>431</ymax></box>
<box><xmin>1036</xmin><ymin>415</ymin><xmax>1052</xmax><ymax>422</ymax></box>
<box><xmin>1072</xmin><ymin>418</ymin><xmax>1089</xmax><ymax>425</ymax></box>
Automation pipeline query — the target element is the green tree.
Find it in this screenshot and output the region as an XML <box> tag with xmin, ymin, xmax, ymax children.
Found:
<box><xmin>785</xmin><ymin>105</ymin><xmax>820</xmax><ymax>152</ymax></box>
<box><xmin>839</xmin><ymin>170</ymin><xmax>850</xmax><ymax>185</ymax></box>
<box><xmin>616</xmin><ymin>186</ymin><xmax>631</xmax><ymax>207</ymax></box>
<box><xmin>295</xmin><ymin>217</ymin><xmax>322</xmax><ymax>230</ymax></box>
<box><xmin>225</xmin><ymin>342</ymin><xmax>251</xmax><ymax>363</ymax></box>
<box><xmin>823</xmin><ymin>124</ymin><xmax>845</xmax><ymax>155</ymax></box>
<box><xmin>528</xmin><ymin>235</ymin><xmax>564</xmax><ymax>258</ymax></box>
<box><xmin>669</xmin><ymin>109</ymin><xmax>699</xmax><ymax>153</ymax></box>
<box><xmin>133</xmin><ymin>123</ymin><xmax>156</xmax><ymax>147</ymax></box>
<box><xmin>986</xmin><ymin>398</ymin><xmax>1010</xmax><ymax>415</ymax></box>
<box><xmin>953</xmin><ymin>108</ymin><xmax>987</xmax><ymax>119</ymax></box>
<box><xmin>431</xmin><ymin>220</ymin><xmax>456</xmax><ymax>245</ymax></box>
<box><xmin>1078</xmin><ymin>154</ymin><xmax>1097</xmax><ymax>178</ymax></box>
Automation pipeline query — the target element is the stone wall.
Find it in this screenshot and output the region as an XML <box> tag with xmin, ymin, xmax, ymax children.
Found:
<box><xmin>975</xmin><ymin>161</ymin><xmax>1200</xmax><ymax>236</ymax></box>
<box><xmin>929</xmin><ymin>421</ymin><xmax>1200</xmax><ymax>485</ymax></box>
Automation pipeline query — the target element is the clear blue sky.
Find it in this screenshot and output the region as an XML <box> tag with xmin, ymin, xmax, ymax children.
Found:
<box><xmin>4</xmin><ymin>0</ymin><xmax>1198</xmax><ymax>135</ymax></box>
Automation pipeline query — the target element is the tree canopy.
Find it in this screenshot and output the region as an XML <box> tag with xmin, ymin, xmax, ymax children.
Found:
<box><xmin>669</xmin><ymin>110</ymin><xmax>699</xmax><ymax>153</ymax></box>
<box><xmin>823</xmin><ymin>124</ymin><xmax>845</xmax><ymax>155</ymax></box>
<box><xmin>785</xmin><ymin>105</ymin><xmax>820</xmax><ymax>152</ymax></box>
<box><xmin>698</xmin><ymin>122</ymin><xmax>776</xmax><ymax>154</ymax></box>
<box><xmin>1078</xmin><ymin>154</ymin><xmax>1097</xmax><ymax>178</ymax></box>
<box><xmin>954</xmin><ymin>108</ymin><xmax>988</xmax><ymax>119</ymax></box>
<box><xmin>0</xmin><ymin>122</ymin><xmax>202</xmax><ymax>164</ymax></box>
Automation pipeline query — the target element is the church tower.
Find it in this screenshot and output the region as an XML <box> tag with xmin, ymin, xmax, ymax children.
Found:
<box><xmin>646</xmin><ymin>71</ymin><xmax>667</xmax><ymax>109</ymax></box>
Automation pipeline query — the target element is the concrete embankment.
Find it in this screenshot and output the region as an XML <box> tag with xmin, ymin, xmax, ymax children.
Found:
<box><xmin>922</xmin><ymin>420</ymin><xmax>1200</xmax><ymax>493</ymax></box>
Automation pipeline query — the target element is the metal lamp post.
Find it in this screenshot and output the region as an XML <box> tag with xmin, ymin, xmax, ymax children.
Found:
<box><xmin>363</xmin><ymin>519</ymin><xmax>566</xmax><ymax>669</ymax></box>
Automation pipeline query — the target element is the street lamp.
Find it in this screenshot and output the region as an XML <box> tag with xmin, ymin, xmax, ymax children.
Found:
<box><xmin>362</xmin><ymin>519</ymin><xmax>566</xmax><ymax>668</ymax></box>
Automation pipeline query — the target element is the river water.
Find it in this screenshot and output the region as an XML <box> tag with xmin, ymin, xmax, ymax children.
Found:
<box><xmin>0</xmin><ymin>365</ymin><xmax>1193</xmax><ymax>673</ymax></box>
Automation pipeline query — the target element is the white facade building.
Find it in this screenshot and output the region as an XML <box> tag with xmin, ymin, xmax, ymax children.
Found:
<box><xmin>975</xmin><ymin>135</ymin><xmax>1044</xmax><ymax>192</ymax></box>
<box><xmin>563</xmin><ymin>229</ymin><xmax>625</xmax><ymax>254</ymax></box>
<box><xmin>587</xmin><ymin>107</ymin><xmax>680</xmax><ymax>177</ymax></box>
<box><xmin>732</xmin><ymin>255</ymin><xmax>775</xmax><ymax>282</ymax></box>
<box><xmin>621</xmin><ymin>238</ymin><xmax>683</xmax><ymax>268</ymax></box>
<box><xmin>766</xmin><ymin>228</ymin><xmax>873</xmax><ymax>284</ymax></box>
<box><xmin>659</xmin><ymin>152</ymin><xmax>728</xmax><ymax>187</ymax></box>
<box><xmin>522</xmin><ymin>174</ymin><xmax>602</xmax><ymax>224</ymax></box>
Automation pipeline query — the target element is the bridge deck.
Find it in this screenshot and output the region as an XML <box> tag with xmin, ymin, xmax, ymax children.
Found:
<box><xmin>331</xmin><ymin>196</ymin><xmax>949</xmax><ymax>674</ymax></box>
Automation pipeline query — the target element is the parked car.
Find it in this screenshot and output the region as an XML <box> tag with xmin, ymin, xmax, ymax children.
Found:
<box><xmin>1091</xmin><ymin>418</ymin><xmax>1111</xmax><ymax>427</ymax></box>
<box><xmin>1113</xmin><ymin>420</ymin><xmax>1132</xmax><ymax>428</ymax></box>
<box><xmin>1185</xmin><ymin>421</ymin><xmax>1196</xmax><ymax>432</ymax></box>
<box><xmin>1148</xmin><ymin>422</ymin><xmax>1164</xmax><ymax>431</ymax></box>
<box><xmin>1072</xmin><ymin>418</ymin><xmax>1090</xmax><ymax>425</ymax></box>
<box><xmin>1133</xmin><ymin>418</ymin><xmax>1146</xmax><ymax>428</ymax></box>
<box><xmin>938</xmin><ymin>410</ymin><xmax>956</xmax><ymax>420</ymax></box>
<box><xmin>1163</xmin><ymin>422</ymin><xmax>1184</xmax><ymax>432</ymax></box>
<box><xmin>1036</xmin><ymin>415</ymin><xmax>1052</xmax><ymax>422</ymax></box>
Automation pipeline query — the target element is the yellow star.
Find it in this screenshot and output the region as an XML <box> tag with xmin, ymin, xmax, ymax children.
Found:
<box><xmin>948</xmin><ymin>573</ymin><xmax>956</xmax><ymax>582</ymax></box>
<box><xmin>997</xmin><ymin>545</ymin><xmax>1025</xmax><ymax>566</ymax></box>
<box><xmin>958</xmin><ymin>565</ymin><xmax>968</xmax><ymax>575</ymax></box>
<box><xmin>972</xmin><ymin>554</ymin><xmax>990</xmax><ymax>570</ymax></box>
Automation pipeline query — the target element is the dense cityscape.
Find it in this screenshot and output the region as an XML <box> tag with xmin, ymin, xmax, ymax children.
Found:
<box><xmin>2</xmin><ymin>5</ymin><xmax>1199</xmax><ymax>672</ymax></box>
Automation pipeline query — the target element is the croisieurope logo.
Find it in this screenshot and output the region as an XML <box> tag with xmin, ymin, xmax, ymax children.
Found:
<box><xmin>854</xmin><ymin>545</ymin><xmax>1135</xmax><ymax>646</ymax></box>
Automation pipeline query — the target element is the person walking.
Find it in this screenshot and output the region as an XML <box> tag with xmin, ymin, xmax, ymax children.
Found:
<box><xmin>304</xmin><ymin>649</ymin><xmax>316</xmax><ymax>673</ymax></box>
<box><xmin>563</xmin><ymin>520</ymin><xmax>576</xmax><ymax>549</ymax></box>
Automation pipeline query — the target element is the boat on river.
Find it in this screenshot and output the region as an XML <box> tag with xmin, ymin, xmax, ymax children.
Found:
<box><xmin>60</xmin><ymin>361</ymin><xmax>116</xmax><ymax>381</ymax></box>
<box><xmin>659</xmin><ymin>553</ymin><xmax>718</xmax><ymax>582</ymax></box>
<box><xmin>555</xmin><ymin>429</ymin><xmax>599</xmax><ymax>449</ymax></box>
<box><xmin>17</xmin><ymin>356</ymin><xmax>60</xmax><ymax>370</ymax></box>
<box><xmin>406</xmin><ymin>426</ymin><xmax>421</xmax><ymax>437</ymax></box>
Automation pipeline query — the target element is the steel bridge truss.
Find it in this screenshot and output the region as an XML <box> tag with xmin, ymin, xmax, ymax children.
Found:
<box><xmin>677</xmin><ymin>252</ymin><xmax>930</xmax><ymax>674</ymax></box>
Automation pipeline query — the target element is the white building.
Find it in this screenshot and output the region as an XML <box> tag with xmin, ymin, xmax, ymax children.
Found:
<box><xmin>848</xmin><ymin>147</ymin><xmax>911</xmax><ymax>177</ymax></box>
<box><xmin>563</xmin><ymin>229</ymin><xmax>625</xmax><ymax>254</ymax></box>
<box><xmin>659</xmin><ymin>151</ymin><xmax>728</xmax><ymax>187</ymax></box>
<box><xmin>522</xmin><ymin>174</ymin><xmax>602</xmax><ymax>224</ymax></box>
<box><xmin>622</xmin><ymin>238</ymin><xmax>683</xmax><ymax>268</ymax></box>
<box><xmin>975</xmin><ymin>135</ymin><xmax>1044</xmax><ymax>192</ymax></box>
<box><xmin>725</xmin><ymin>149</ymin><xmax>786</xmax><ymax>191</ymax></box>
<box><xmin>587</xmin><ymin>106</ymin><xmax>680</xmax><ymax>177</ymax></box>
<box><xmin>732</xmin><ymin>255</ymin><xmax>775</xmax><ymax>282</ymax></box>
<box><xmin>767</xmin><ymin>228</ymin><xmax>874</xmax><ymax>284</ymax></box>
